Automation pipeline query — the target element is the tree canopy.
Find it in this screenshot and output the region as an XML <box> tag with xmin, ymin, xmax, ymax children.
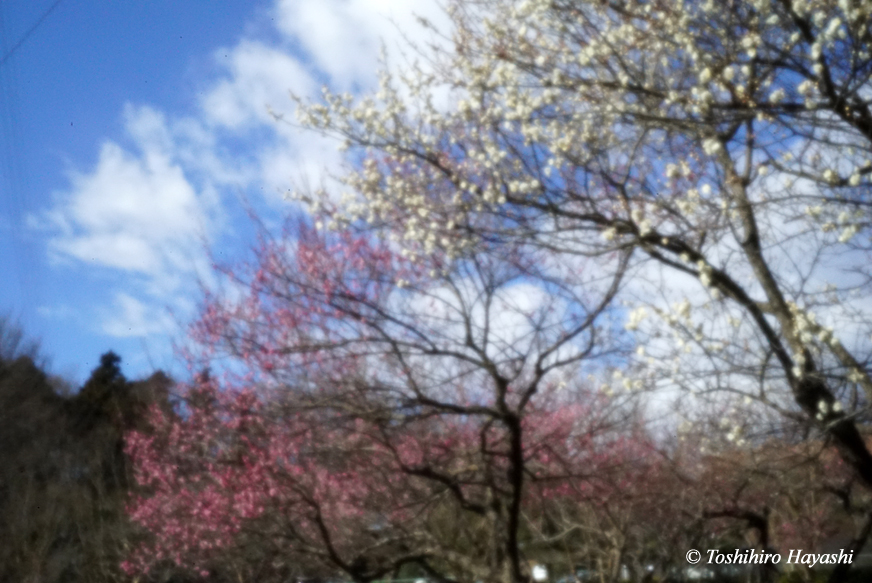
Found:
<box><xmin>125</xmin><ymin>1</ymin><xmax>872</xmax><ymax>582</ymax></box>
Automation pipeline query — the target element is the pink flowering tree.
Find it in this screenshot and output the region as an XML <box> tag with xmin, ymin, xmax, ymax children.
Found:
<box><xmin>522</xmin><ymin>404</ymin><xmax>676</xmax><ymax>581</ymax></box>
<box><xmin>125</xmin><ymin>222</ymin><xmax>644</xmax><ymax>583</ymax></box>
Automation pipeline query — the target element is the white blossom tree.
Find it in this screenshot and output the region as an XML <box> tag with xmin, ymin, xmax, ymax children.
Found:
<box><xmin>293</xmin><ymin>0</ymin><xmax>872</xmax><ymax>564</ymax></box>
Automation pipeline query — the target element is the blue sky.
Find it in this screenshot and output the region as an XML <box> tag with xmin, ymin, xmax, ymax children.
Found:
<box><xmin>0</xmin><ymin>0</ymin><xmax>444</xmax><ymax>383</ymax></box>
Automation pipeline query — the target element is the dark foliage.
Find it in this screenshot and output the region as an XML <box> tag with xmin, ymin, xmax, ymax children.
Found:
<box><xmin>0</xmin><ymin>337</ymin><xmax>172</xmax><ymax>583</ymax></box>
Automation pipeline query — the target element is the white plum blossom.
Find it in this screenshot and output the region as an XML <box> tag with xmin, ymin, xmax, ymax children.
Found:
<box><xmin>625</xmin><ymin>307</ymin><xmax>648</xmax><ymax>332</ymax></box>
<box><xmin>294</xmin><ymin>0</ymin><xmax>872</xmax><ymax>491</ymax></box>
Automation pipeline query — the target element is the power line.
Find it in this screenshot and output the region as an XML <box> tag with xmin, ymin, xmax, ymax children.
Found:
<box><xmin>0</xmin><ymin>0</ymin><xmax>65</xmax><ymax>69</ymax></box>
<box><xmin>0</xmin><ymin>0</ymin><xmax>58</xmax><ymax>314</ymax></box>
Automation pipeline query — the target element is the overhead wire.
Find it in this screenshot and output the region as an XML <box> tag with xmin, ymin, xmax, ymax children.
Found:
<box><xmin>0</xmin><ymin>3</ymin><xmax>30</xmax><ymax>314</ymax></box>
<box><xmin>0</xmin><ymin>0</ymin><xmax>65</xmax><ymax>68</ymax></box>
<box><xmin>0</xmin><ymin>0</ymin><xmax>65</xmax><ymax>316</ymax></box>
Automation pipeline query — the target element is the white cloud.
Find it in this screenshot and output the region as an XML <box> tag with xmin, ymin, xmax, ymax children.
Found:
<box><xmin>45</xmin><ymin>108</ymin><xmax>209</xmax><ymax>281</ymax></box>
<box><xmin>101</xmin><ymin>292</ymin><xmax>175</xmax><ymax>338</ymax></box>
<box><xmin>274</xmin><ymin>0</ymin><xmax>447</xmax><ymax>88</ymax></box>
<box><xmin>201</xmin><ymin>40</ymin><xmax>315</xmax><ymax>128</ymax></box>
<box><xmin>37</xmin><ymin>0</ymin><xmax>445</xmax><ymax>342</ymax></box>
<box><xmin>258</xmin><ymin>136</ymin><xmax>342</xmax><ymax>195</ymax></box>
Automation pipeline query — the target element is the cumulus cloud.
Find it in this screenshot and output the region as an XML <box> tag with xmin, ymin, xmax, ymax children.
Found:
<box><xmin>201</xmin><ymin>40</ymin><xmax>315</xmax><ymax>129</ymax></box>
<box><xmin>274</xmin><ymin>0</ymin><xmax>448</xmax><ymax>88</ymax></box>
<box><xmin>35</xmin><ymin>105</ymin><xmax>216</xmax><ymax>338</ymax></box>
<box><xmin>37</xmin><ymin>0</ymin><xmax>445</xmax><ymax>340</ymax></box>
<box><xmin>44</xmin><ymin>107</ymin><xmax>210</xmax><ymax>282</ymax></box>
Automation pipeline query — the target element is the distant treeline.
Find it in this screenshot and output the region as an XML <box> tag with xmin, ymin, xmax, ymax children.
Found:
<box><xmin>0</xmin><ymin>315</ymin><xmax>173</xmax><ymax>582</ymax></box>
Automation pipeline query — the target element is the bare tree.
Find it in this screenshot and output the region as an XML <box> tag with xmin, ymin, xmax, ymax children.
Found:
<box><xmin>0</xmin><ymin>312</ymin><xmax>42</xmax><ymax>365</ymax></box>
